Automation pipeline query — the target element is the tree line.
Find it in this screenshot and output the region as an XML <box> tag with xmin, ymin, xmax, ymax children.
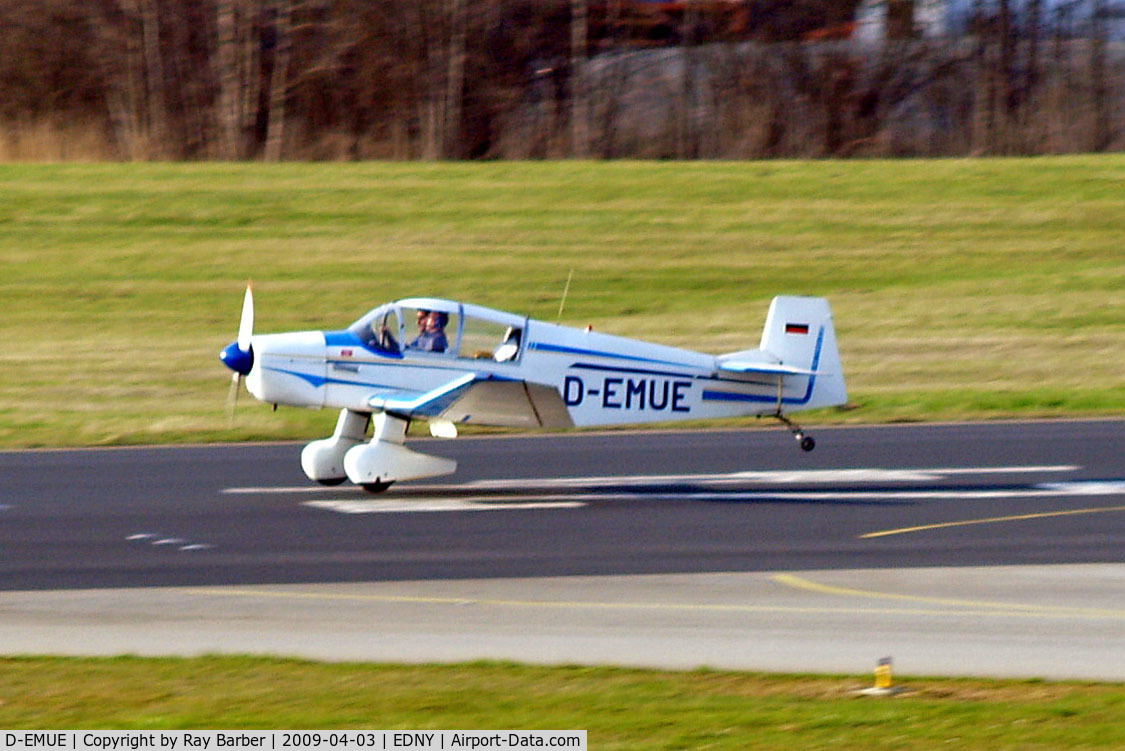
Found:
<box><xmin>0</xmin><ymin>0</ymin><xmax>1121</xmax><ymax>161</ymax></box>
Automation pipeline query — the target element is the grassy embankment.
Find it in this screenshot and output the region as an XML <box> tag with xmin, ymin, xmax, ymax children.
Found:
<box><xmin>0</xmin><ymin>656</ymin><xmax>1122</xmax><ymax>749</ymax></box>
<box><xmin>0</xmin><ymin>158</ymin><xmax>1122</xmax><ymax>448</ymax></box>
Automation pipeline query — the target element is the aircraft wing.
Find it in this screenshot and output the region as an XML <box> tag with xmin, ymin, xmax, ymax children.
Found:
<box><xmin>368</xmin><ymin>373</ymin><xmax>574</xmax><ymax>429</ymax></box>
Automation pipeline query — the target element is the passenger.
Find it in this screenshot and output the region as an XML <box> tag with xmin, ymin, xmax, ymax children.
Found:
<box><xmin>409</xmin><ymin>311</ymin><xmax>448</xmax><ymax>353</ymax></box>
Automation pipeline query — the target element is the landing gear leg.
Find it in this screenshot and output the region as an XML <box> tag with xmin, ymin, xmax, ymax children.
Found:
<box><xmin>774</xmin><ymin>412</ymin><xmax>815</xmax><ymax>452</ymax></box>
<box><xmin>343</xmin><ymin>412</ymin><xmax>457</xmax><ymax>490</ymax></box>
<box><xmin>301</xmin><ymin>409</ymin><xmax>371</xmax><ymax>485</ymax></box>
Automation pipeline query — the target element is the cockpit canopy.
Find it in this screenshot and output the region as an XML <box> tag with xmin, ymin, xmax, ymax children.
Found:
<box><xmin>348</xmin><ymin>299</ymin><xmax>525</xmax><ymax>363</ymax></box>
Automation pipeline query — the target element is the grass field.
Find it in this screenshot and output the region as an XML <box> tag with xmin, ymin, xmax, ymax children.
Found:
<box><xmin>1</xmin><ymin>158</ymin><xmax>1123</xmax><ymax>447</ymax></box>
<box><xmin>0</xmin><ymin>656</ymin><xmax>1122</xmax><ymax>749</ymax></box>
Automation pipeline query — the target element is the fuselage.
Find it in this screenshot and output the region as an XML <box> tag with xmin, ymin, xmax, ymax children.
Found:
<box><xmin>242</xmin><ymin>298</ymin><xmax>828</xmax><ymax>428</ymax></box>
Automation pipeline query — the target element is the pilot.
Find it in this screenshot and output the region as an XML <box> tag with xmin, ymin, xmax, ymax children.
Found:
<box><xmin>409</xmin><ymin>311</ymin><xmax>448</xmax><ymax>353</ymax></box>
<box><xmin>378</xmin><ymin>312</ymin><xmax>401</xmax><ymax>353</ymax></box>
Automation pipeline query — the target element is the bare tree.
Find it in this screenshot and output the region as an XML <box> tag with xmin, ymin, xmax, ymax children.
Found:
<box><xmin>1090</xmin><ymin>0</ymin><xmax>1111</xmax><ymax>151</ymax></box>
<box><xmin>569</xmin><ymin>0</ymin><xmax>589</xmax><ymax>157</ymax></box>
<box><xmin>86</xmin><ymin>0</ymin><xmax>163</xmax><ymax>159</ymax></box>
<box><xmin>678</xmin><ymin>0</ymin><xmax>701</xmax><ymax>158</ymax></box>
<box><xmin>399</xmin><ymin>0</ymin><xmax>464</xmax><ymax>160</ymax></box>
<box><xmin>139</xmin><ymin>0</ymin><xmax>168</xmax><ymax>152</ymax></box>
<box><xmin>215</xmin><ymin>0</ymin><xmax>243</xmax><ymax>159</ymax></box>
<box><xmin>444</xmin><ymin>0</ymin><xmax>467</xmax><ymax>158</ymax></box>
<box><xmin>3</xmin><ymin>0</ymin><xmax>1125</xmax><ymax>161</ymax></box>
<box><xmin>264</xmin><ymin>0</ymin><xmax>294</xmax><ymax>161</ymax></box>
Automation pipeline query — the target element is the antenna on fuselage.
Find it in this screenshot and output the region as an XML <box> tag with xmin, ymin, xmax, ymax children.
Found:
<box><xmin>556</xmin><ymin>268</ymin><xmax>574</xmax><ymax>323</ymax></box>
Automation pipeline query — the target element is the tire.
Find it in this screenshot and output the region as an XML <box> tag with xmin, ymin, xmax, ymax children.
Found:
<box><xmin>316</xmin><ymin>477</ymin><xmax>347</xmax><ymax>486</ymax></box>
<box><xmin>799</xmin><ymin>436</ymin><xmax>816</xmax><ymax>452</ymax></box>
<box><xmin>361</xmin><ymin>479</ymin><xmax>395</xmax><ymax>494</ymax></box>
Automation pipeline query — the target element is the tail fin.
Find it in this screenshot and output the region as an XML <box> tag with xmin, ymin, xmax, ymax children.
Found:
<box><xmin>759</xmin><ymin>296</ymin><xmax>846</xmax><ymax>410</ymax></box>
<box><xmin>718</xmin><ymin>296</ymin><xmax>847</xmax><ymax>412</ymax></box>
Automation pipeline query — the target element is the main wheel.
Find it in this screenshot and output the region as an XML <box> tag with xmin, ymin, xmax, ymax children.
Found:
<box><xmin>316</xmin><ymin>477</ymin><xmax>347</xmax><ymax>486</ymax></box>
<box><xmin>361</xmin><ymin>479</ymin><xmax>395</xmax><ymax>494</ymax></box>
<box><xmin>799</xmin><ymin>436</ymin><xmax>816</xmax><ymax>452</ymax></box>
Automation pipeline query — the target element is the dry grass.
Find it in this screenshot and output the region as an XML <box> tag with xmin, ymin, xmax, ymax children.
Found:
<box><xmin>0</xmin><ymin>119</ymin><xmax>116</xmax><ymax>162</ymax></box>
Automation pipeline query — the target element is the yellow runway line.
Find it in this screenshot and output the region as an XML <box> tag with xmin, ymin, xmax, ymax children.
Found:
<box><xmin>860</xmin><ymin>505</ymin><xmax>1125</xmax><ymax>539</ymax></box>
<box><xmin>184</xmin><ymin>576</ymin><xmax>1125</xmax><ymax>620</ymax></box>
<box><xmin>772</xmin><ymin>573</ymin><xmax>1125</xmax><ymax>619</ymax></box>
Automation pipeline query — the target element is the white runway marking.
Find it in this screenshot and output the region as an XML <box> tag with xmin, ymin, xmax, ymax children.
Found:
<box><xmin>222</xmin><ymin>465</ymin><xmax>1119</xmax><ymax>515</ymax></box>
<box><xmin>226</xmin><ymin>485</ymin><xmax>365</xmax><ymax>494</ymax></box>
<box><xmin>127</xmin><ymin>533</ymin><xmax>215</xmax><ymax>551</ymax></box>
<box><xmin>1038</xmin><ymin>481</ymin><xmax>1125</xmax><ymax>495</ymax></box>
<box><xmin>570</xmin><ymin>480</ymin><xmax>1125</xmax><ymax>503</ymax></box>
<box><xmin>304</xmin><ymin>499</ymin><xmax>586</xmax><ymax>514</ymax></box>
<box><xmin>463</xmin><ymin>466</ymin><xmax>1083</xmax><ymax>488</ymax></box>
<box><xmin>225</xmin><ymin>465</ymin><xmax>1081</xmax><ymax>496</ymax></box>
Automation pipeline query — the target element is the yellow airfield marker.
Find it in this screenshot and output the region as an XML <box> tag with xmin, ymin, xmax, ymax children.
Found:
<box><xmin>855</xmin><ymin>656</ymin><xmax>909</xmax><ymax>697</ymax></box>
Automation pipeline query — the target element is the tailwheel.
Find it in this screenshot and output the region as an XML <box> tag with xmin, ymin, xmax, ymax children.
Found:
<box><xmin>774</xmin><ymin>412</ymin><xmax>816</xmax><ymax>452</ymax></box>
<box><xmin>361</xmin><ymin>479</ymin><xmax>395</xmax><ymax>494</ymax></box>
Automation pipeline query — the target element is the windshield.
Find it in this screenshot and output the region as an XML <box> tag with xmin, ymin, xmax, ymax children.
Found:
<box><xmin>347</xmin><ymin>300</ymin><xmax>521</xmax><ymax>361</ymax></box>
<box><xmin>348</xmin><ymin>304</ymin><xmax>401</xmax><ymax>354</ymax></box>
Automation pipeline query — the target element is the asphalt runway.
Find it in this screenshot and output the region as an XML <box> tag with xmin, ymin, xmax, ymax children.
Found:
<box><xmin>2</xmin><ymin>420</ymin><xmax>1123</xmax><ymax>679</ymax></box>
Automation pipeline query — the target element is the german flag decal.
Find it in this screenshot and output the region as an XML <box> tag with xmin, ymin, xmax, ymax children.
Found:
<box><xmin>785</xmin><ymin>323</ymin><xmax>810</xmax><ymax>335</ymax></box>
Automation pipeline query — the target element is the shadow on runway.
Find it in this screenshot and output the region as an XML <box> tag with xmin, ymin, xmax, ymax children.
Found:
<box><xmin>300</xmin><ymin>478</ymin><xmax>1090</xmax><ymax>508</ymax></box>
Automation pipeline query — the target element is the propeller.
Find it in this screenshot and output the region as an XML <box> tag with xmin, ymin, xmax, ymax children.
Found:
<box><xmin>225</xmin><ymin>368</ymin><xmax>242</xmax><ymax>423</ymax></box>
<box><xmin>219</xmin><ymin>284</ymin><xmax>255</xmax><ymax>423</ymax></box>
<box><xmin>237</xmin><ymin>282</ymin><xmax>254</xmax><ymax>352</ymax></box>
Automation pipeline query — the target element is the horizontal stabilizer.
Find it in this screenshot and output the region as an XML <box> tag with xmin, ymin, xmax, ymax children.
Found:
<box><xmin>718</xmin><ymin>360</ymin><xmax>820</xmax><ymax>377</ymax></box>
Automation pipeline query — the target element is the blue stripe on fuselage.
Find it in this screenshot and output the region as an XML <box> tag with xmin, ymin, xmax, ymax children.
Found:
<box><xmin>324</xmin><ymin>330</ymin><xmax>403</xmax><ymax>359</ymax></box>
<box><xmin>528</xmin><ymin>341</ymin><xmax>697</xmax><ymax>369</ymax></box>
<box><xmin>262</xmin><ymin>366</ymin><xmax>403</xmax><ymax>392</ymax></box>
<box><xmin>569</xmin><ymin>362</ymin><xmax>696</xmax><ymax>379</ymax></box>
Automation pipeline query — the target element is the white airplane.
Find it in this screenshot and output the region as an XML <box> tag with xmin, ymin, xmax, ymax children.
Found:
<box><xmin>220</xmin><ymin>288</ymin><xmax>846</xmax><ymax>492</ymax></box>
